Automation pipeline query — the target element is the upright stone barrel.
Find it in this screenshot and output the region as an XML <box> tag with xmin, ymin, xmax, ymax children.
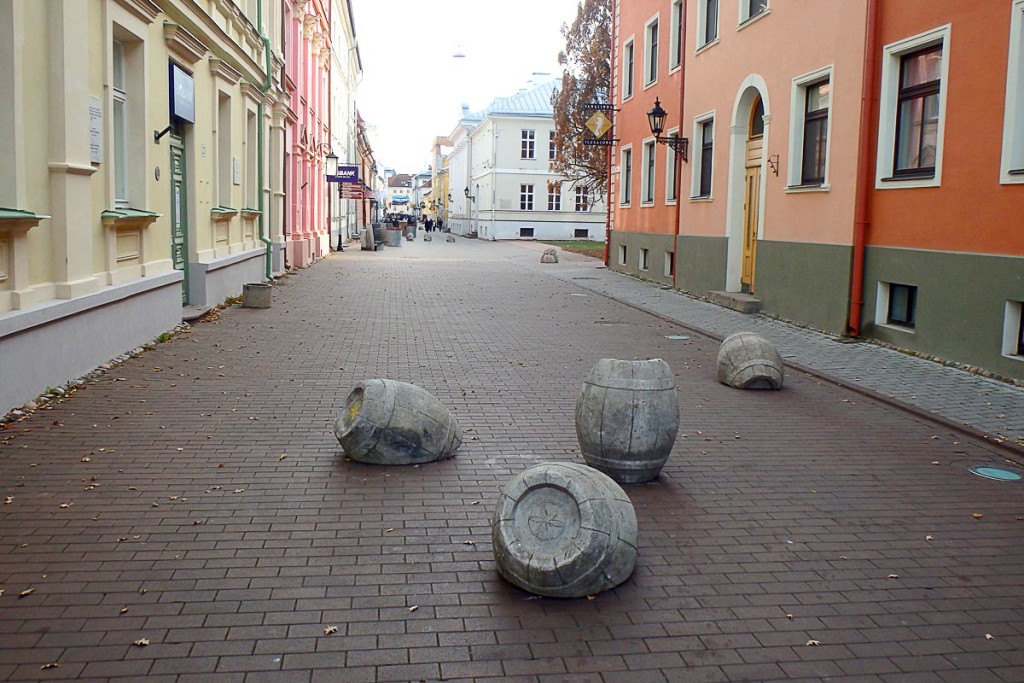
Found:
<box><xmin>492</xmin><ymin>462</ymin><xmax>638</xmax><ymax>598</ymax></box>
<box><xmin>717</xmin><ymin>332</ymin><xmax>784</xmax><ymax>389</ymax></box>
<box><xmin>334</xmin><ymin>379</ymin><xmax>461</xmax><ymax>465</ymax></box>
<box><xmin>575</xmin><ymin>358</ymin><xmax>679</xmax><ymax>484</ymax></box>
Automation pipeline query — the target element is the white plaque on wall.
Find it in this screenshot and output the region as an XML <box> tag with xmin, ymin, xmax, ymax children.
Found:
<box><xmin>89</xmin><ymin>96</ymin><xmax>103</xmax><ymax>164</ymax></box>
<box><xmin>233</xmin><ymin>157</ymin><xmax>241</xmax><ymax>185</ymax></box>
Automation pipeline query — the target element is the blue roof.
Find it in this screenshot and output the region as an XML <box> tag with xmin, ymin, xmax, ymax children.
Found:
<box><xmin>466</xmin><ymin>78</ymin><xmax>560</xmax><ymax>121</ymax></box>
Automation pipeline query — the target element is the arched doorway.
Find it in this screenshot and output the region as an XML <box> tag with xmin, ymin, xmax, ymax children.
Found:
<box><xmin>742</xmin><ymin>95</ymin><xmax>765</xmax><ymax>293</ymax></box>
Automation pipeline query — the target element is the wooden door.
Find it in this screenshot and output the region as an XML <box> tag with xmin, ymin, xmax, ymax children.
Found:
<box><xmin>741</xmin><ymin>136</ymin><xmax>762</xmax><ymax>293</ymax></box>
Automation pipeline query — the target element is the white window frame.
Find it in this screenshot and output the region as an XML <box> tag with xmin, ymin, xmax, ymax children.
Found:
<box><xmin>697</xmin><ymin>0</ymin><xmax>720</xmax><ymax>51</ymax></box>
<box><xmin>1002</xmin><ymin>300</ymin><xmax>1024</xmax><ymax>359</ymax></box>
<box><xmin>547</xmin><ymin>184</ymin><xmax>561</xmax><ymax>211</ymax></box>
<box><xmin>520</xmin><ymin>183</ymin><xmax>534</xmax><ymax>211</ymax></box>
<box><xmin>669</xmin><ymin>0</ymin><xmax>684</xmax><ymax>72</ymax></box>
<box><xmin>620</xmin><ymin>145</ymin><xmax>633</xmax><ymax>206</ymax></box>
<box><xmin>639</xmin><ymin>247</ymin><xmax>650</xmax><ymax>271</ymax></box>
<box><xmin>521</xmin><ymin>129</ymin><xmax>536</xmax><ymax>160</ymax></box>
<box><xmin>665</xmin><ymin>126</ymin><xmax>679</xmax><ymax>204</ymax></box>
<box><xmin>664</xmin><ymin>251</ymin><xmax>675</xmax><ymax>277</ymax></box>
<box><xmin>618</xmin><ymin>244</ymin><xmax>627</xmax><ymax>266</ymax></box>
<box><xmin>622</xmin><ymin>37</ymin><xmax>636</xmax><ymax>102</ymax></box>
<box><xmin>644</xmin><ymin>15</ymin><xmax>660</xmax><ymax>88</ymax></box>
<box><xmin>641</xmin><ymin>138</ymin><xmax>656</xmax><ymax>205</ymax></box>
<box><xmin>787</xmin><ymin>65</ymin><xmax>834</xmax><ymax>191</ymax></box>
<box><xmin>549</xmin><ymin>130</ymin><xmax>557</xmax><ymax>161</ymax></box>
<box><xmin>1001</xmin><ymin>0</ymin><xmax>1024</xmax><ymax>184</ymax></box>
<box><xmin>575</xmin><ymin>186</ymin><xmax>589</xmax><ymax>212</ymax></box>
<box><xmin>875</xmin><ymin>25</ymin><xmax>951</xmax><ymax>189</ymax></box>
<box><xmin>690</xmin><ymin>110</ymin><xmax>715</xmax><ymax>199</ymax></box>
<box><xmin>875</xmin><ymin>281</ymin><xmax>918</xmax><ymax>332</ymax></box>
<box><xmin>739</xmin><ymin>0</ymin><xmax>769</xmax><ymax>27</ymax></box>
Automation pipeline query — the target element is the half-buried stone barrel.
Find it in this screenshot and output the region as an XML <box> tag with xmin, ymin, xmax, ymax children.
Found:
<box><xmin>716</xmin><ymin>331</ymin><xmax>784</xmax><ymax>390</ymax></box>
<box><xmin>333</xmin><ymin>379</ymin><xmax>461</xmax><ymax>465</ymax></box>
<box><xmin>492</xmin><ymin>462</ymin><xmax>638</xmax><ymax>598</ymax></box>
<box><xmin>575</xmin><ymin>358</ymin><xmax>679</xmax><ymax>484</ymax></box>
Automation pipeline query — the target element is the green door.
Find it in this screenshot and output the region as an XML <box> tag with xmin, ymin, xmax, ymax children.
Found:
<box><xmin>169</xmin><ymin>136</ymin><xmax>189</xmax><ymax>304</ymax></box>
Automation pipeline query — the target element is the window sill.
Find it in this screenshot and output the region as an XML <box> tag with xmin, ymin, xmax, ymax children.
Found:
<box><xmin>878</xmin><ymin>322</ymin><xmax>916</xmax><ymax>334</ymax></box>
<box><xmin>1002</xmin><ymin>352</ymin><xmax>1024</xmax><ymax>363</ymax></box>
<box><xmin>665</xmin><ymin>199</ymin><xmax>678</xmax><ymax>206</ymax></box>
<box><xmin>640</xmin><ymin>200</ymin><xmax>655</xmax><ymax>207</ymax></box>
<box><xmin>737</xmin><ymin>9</ymin><xmax>770</xmax><ymax>31</ymax></box>
<box><xmin>689</xmin><ymin>195</ymin><xmax>713</xmax><ymax>202</ymax></box>
<box><xmin>876</xmin><ymin>173</ymin><xmax>939</xmax><ymax>190</ymax></box>
<box><xmin>643</xmin><ymin>79</ymin><xmax>658</xmax><ymax>91</ymax></box>
<box><xmin>101</xmin><ymin>207</ymin><xmax>161</xmax><ymax>230</ymax></box>
<box><xmin>211</xmin><ymin>207</ymin><xmax>238</xmax><ymax>222</ymax></box>
<box><xmin>695</xmin><ymin>38</ymin><xmax>719</xmax><ymax>55</ymax></box>
<box><xmin>882</xmin><ymin>170</ymin><xmax>935</xmax><ymax>182</ymax></box>
<box><xmin>785</xmin><ymin>183</ymin><xmax>830</xmax><ymax>194</ymax></box>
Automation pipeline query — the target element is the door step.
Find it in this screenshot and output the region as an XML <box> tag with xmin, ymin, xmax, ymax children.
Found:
<box><xmin>708</xmin><ymin>290</ymin><xmax>762</xmax><ymax>314</ymax></box>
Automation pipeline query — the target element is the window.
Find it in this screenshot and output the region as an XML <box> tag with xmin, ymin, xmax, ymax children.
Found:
<box><xmin>520</xmin><ymin>227</ymin><xmax>534</xmax><ymax>238</ymax></box>
<box><xmin>691</xmin><ymin>114</ymin><xmax>714</xmax><ymax>198</ymax></box>
<box><xmin>112</xmin><ymin>41</ymin><xmax>129</xmax><ymax>206</ymax></box>
<box><xmin>549</xmin><ymin>130</ymin><xmax>556</xmax><ymax>161</ymax></box>
<box><xmin>895</xmin><ymin>46</ymin><xmax>941</xmax><ymax>176</ymax></box>
<box><xmin>698</xmin><ymin>0</ymin><xmax>719</xmax><ymax>48</ymax></box>
<box><xmin>664</xmin><ymin>251</ymin><xmax>675</xmax><ymax>277</ymax></box>
<box><xmin>877</xmin><ymin>26</ymin><xmax>949</xmax><ymax>188</ymax></box>
<box><xmin>645</xmin><ymin>18</ymin><xmax>659</xmax><ymax>86</ymax></box>
<box><xmin>642</xmin><ymin>140</ymin><xmax>656</xmax><ymax>204</ymax></box>
<box><xmin>623</xmin><ymin>39</ymin><xmax>635</xmax><ymax>100</ymax></box>
<box><xmin>1001</xmin><ymin>0</ymin><xmax>1024</xmax><ymax>182</ymax></box>
<box><xmin>802</xmin><ymin>79</ymin><xmax>830</xmax><ymax>184</ymax></box>
<box><xmin>547</xmin><ymin>184</ymin><xmax>561</xmax><ymax>211</ymax></box>
<box><xmin>246</xmin><ymin>109</ymin><xmax>258</xmax><ymax>207</ymax></box>
<box><xmin>1004</xmin><ymin>301</ymin><xmax>1024</xmax><ymax>357</ymax></box>
<box><xmin>520</xmin><ymin>184</ymin><xmax>534</xmax><ymax>210</ymax></box>
<box><xmin>521</xmin><ymin>130</ymin><xmax>536</xmax><ymax>159</ymax></box>
<box><xmin>620</xmin><ymin>146</ymin><xmax>633</xmax><ymax>205</ymax></box>
<box><xmin>886</xmin><ymin>283</ymin><xmax>917</xmax><ymax>328</ymax></box>
<box><xmin>640</xmin><ymin>248</ymin><xmax>650</xmax><ymax>271</ymax></box>
<box><xmin>218</xmin><ymin>92</ymin><xmax>232</xmax><ymax>206</ymax></box>
<box><xmin>575</xmin><ymin>186</ymin><xmax>589</xmax><ymax>211</ymax></box>
<box><xmin>665</xmin><ymin>130</ymin><xmax>678</xmax><ymax>202</ymax></box>
<box><xmin>574</xmin><ymin>228</ymin><xmax>589</xmax><ymax>238</ymax></box>
<box><xmin>618</xmin><ymin>245</ymin><xmax>627</xmax><ymax>266</ymax></box>
<box><xmin>670</xmin><ymin>1</ymin><xmax>683</xmax><ymax>70</ymax></box>
<box><xmin>742</xmin><ymin>0</ymin><xmax>768</xmax><ymax>24</ymax></box>
<box><xmin>788</xmin><ymin>67</ymin><xmax>833</xmax><ymax>189</ymax></box>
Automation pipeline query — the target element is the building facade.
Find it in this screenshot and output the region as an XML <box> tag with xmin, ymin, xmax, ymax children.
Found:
<box><xmin>447</xmin><ymin>79</ymin><xmax>606</xmax><ymax>240</ymax></box>
<box><xmin>609</xmin><ymin>0</ymin><xmax>1023</xmax><ymax>380</ymax></box>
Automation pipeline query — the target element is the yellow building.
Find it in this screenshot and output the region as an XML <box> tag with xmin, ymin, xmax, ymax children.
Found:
<box><xmin>0</xmin><ymin>0</ymin><xmax>289</xmax><ymax>412</ymax></box>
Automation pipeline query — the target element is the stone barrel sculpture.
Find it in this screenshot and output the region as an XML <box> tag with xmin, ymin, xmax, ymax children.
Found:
<box><xmin>575</xmin><ymin>358</ymin><xmax>679</xmax><ymax>483</ymax></box>
<box><xmin>540</xmin><ymin>248</ymin><xmax>559</xmax><ymax>263</ymax></box>
<box><xmin>716</xmin><ymin>331</ymin><xmax>784</xmax><ymax>390</ymax></box>
<box><xmin>333</xmin><ymin>379</ymin><xmax>461</xmax><ymax>465</ymax></box>
<box><xmin>492</xmin><ymin>462</ymin><xmax>638</xmax><ymax>598</ymax></box>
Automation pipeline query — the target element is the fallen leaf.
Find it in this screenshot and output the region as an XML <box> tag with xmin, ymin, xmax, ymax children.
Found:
<box><xmin>151</xmin><ymin>502</ymin><xmax>160</xmax><ymax>508</ymax></box>
<box><xmin>471</xmin><ymin>501</ymin><xmax>480</xmax><ymax>506</ymax></box>
<box><xmin>192</xmin><ymin>520</ymin><xmax>205</xmax><ymax>525</ymax></box>
<box><xmin>462</xmin><ymin>541</ymin><xmax>475</xmax><ymax>546</ymax></box>
<box><xmin>586</xmin><ymin>595</ymin><xmax>596</xmax><ymax>601</ymax></box>
<box><xmin>128</xmin><ymin>486</ymin><xmax>138</xmax><ymax>491</ymax></box>
<box><xmin>806</xmin><ymin>640</ymin><xmax>821</xmax><ymax>646</ymax></box>
<box><xmin>19</xmin><ymin>588</ymin><xmax>35</xmax><ymax>598</ymax></box>
<box><xmin>120</xmin><ymin>607</ymin><xmax>129</xmax><ymax>614</ymax></box>
<box><xmin>80</xmin><ymin>457</ymin><xmax>91</xmax><ymax>462</ymax></box>
<box><xmin>786</xmin><ymin>614</ymin><xmax>794</xmax><ymax>619</ymax></box>
<box><xmin>59</xmin><ymin>503</ymin><xmax>71</xmax><ymax>509</ymax></box>
<box><xmin>972</xmin><ymin>513</ymin><xmax>984</xmax><ymax>520</ymax></box>
<box><xmin>986</xmin><ymin>633</ymin><xmax>994</xmax><ymax>640</ymax></box>
<box><xmin>3</xmin><ymin>497</ymin><xmax>12</xmax><ymax>504</ymax></box>
<box><xmin>40</xmin><ymin>663</ymin><xmax>60</xmax><ymax>670</ymax></box>
<box><xmin>279</xmin><ymin>454</ymin><xmax>287</xmax><ymax>461</ymax></box>
<box><xmin>323</xmin><ymin>625</ymin><xmax>339</xmax><ymax>635</ymax></box>
<box><xmin>385</xmin><ymin>528</ymin><xmax>394</xmax><ymax>533</ymax></box>
<box><xmin>232</xmin><ymin>489</ymin><xmax>244</xmax><ymax>494</ymax></box>
<box><xmin>925</xmin><ymin>535</ymin><xmax>934</xmax><ymax>541</ymax></box>
<box><xmin>888</xmin><ymin>574</ymin><xmax>899</xmax><ymax>579</ymax></box>
<box><xmin>131</xmin><ymin>638</ymin><xmax>149</xmax><ymax>647</ymax></box>
<box><xmin>407</xmin><ymin>605</ymin><xmax>419</xmax><ymax>613</ymax></box>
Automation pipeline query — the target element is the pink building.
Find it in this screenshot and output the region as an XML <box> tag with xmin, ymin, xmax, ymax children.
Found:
<box><xmin>284</xmin><ymin>0</ymin><xmax>331</xmax><ymax>268</ymax></box>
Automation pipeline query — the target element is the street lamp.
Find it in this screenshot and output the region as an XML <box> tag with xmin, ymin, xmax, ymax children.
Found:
<box><xmin>647</xmin><ymin>98</ymin><xmax>689</xmax><ymax>162</ymax></box>
<box><xmin>464</xmin><ymin>186</ymin><xmax>475</xmax><ymax>202</ymax></box>
<box><xmin>325</xmin><ymin>150</ymin><xmax>339</xmax><ymax>177</ymax></box>
<box><xmin>325</xmin><ymin>150</ymin><xmax>342</xmax><ymax>251</ymax></box>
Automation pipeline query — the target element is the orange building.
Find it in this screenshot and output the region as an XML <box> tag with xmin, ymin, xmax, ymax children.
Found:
<box><xmin>610</xmin><ymin>0</ymin><xmax>1024</xmax><ymax>380</ymax></box>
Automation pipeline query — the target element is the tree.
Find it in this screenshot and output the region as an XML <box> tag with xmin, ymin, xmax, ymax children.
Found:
<box><xmin>551</xmin><ymin>0</ymin><xmax>612</xmax><ymax>198</ymax></box>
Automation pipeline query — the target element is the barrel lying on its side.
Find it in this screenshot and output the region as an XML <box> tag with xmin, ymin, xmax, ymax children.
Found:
<box><xmin>333</xmin><ymin>379</ymin><xmax>461</xmax><ymax>465</ymax></box>
<box><xmin>492</xmin><ymin>462</ymin><xmax>638</xmax><ymax>598</ymax></box>
<box><xmin>717</xmin><ymin>332</ymin><xmax>785</xmax><ymax>390</ymax></box>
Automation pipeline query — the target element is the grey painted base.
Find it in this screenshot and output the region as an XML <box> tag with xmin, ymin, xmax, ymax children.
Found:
<box><xmin>189</xmin><ymin>248</ymin><xmax>266</xmax><ymax>307</ymax></box>
<box><xmin>608</xmin><ymin>231</ymin><xmax>675</xmax><ymax>285</ymax></box>
<box><xmin>492</xmin><ymin>462</ymin><xmax>638</xmax><ymax>598</ymax></box>
<box><xmin>0</xmin><ymin>272</ymin><xmax>184</xmax><ymax>414</ymax></box>
<box><xmin>334</xmin><ymin>379</ymin><xmax>461</xmax><ymax>465</ymax></box>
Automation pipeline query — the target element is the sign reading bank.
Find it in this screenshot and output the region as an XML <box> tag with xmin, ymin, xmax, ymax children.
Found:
<box><xmin>328</xmin><ymin>165</ymin><xmax>360</xmax><ymax>184</ymax></box>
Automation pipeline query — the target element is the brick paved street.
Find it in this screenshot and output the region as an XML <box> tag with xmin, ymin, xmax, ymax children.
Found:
<box><xmin>2</xmin><ymin>237</ymin><xmax>1024</xmax><ymax>682</ymax></box>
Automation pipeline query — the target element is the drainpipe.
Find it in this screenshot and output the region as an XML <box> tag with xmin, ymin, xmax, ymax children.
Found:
<box><xmin>848</xmin><ymin>0</ymin><xmax>880</xmax><ymax>337</ymax></box>
<box><xmin>604</xmin><ymin>1</ymin><xmax>617</xmax><ymax>266</ymax></box>
<box><xmin>256</xmin><ymin>0</ymin><xmax>274</xmax><ymax>281</ymax></box>
<box><xmin>672</xmin><ymin>0</ymin><xmax>687</xmax><ymax>289</ymax></box>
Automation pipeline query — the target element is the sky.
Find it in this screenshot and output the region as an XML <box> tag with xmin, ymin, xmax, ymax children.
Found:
<box><xmin>349</xmin><ymin>0</ymin><xmax>582</xmax><ymax>174</ymax></box>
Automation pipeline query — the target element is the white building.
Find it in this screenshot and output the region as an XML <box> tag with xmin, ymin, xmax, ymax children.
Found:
<box><xmin>446</xmin><ymin>78</ymin><xmax>605</xmax><ymax>241</ymax></box>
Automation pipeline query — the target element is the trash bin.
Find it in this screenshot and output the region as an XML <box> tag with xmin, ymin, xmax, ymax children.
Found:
<box><xmin>385</xmin><ymin>225</ymin><xmax>403</xmax><ymax>246</ymax></box>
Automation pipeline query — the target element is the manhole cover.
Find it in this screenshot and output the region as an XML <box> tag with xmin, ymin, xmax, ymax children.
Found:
<box><xmin>968</xmin><ymin>465</ymin><xmax>1023</xmax><ymax>482</ymax></box>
